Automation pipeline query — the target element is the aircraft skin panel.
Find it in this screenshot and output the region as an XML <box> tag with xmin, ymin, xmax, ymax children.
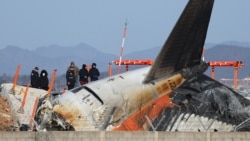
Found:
<box><xmin>50</xmin><ymin>67</ymin><xmax>185</xmax><ymax>131</ymax></box>
<box><xmin>143</xmin><ymin>0</ymin><xmax>214</xmax><ymax>83</ymax></box>
<box><xmin>50</xmin><ymin>67</ymin><xmax>149</xmax><ymax>130</ymax></box>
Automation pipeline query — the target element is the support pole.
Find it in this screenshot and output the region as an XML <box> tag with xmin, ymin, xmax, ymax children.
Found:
<box><xmin>118</xmin><ymin>19</ymin><xmax>128</xmax><ymax>74</ymax></box>
<box><xmin>29</xmin><ymin>97</ymin><xmax>39</xmax><ymax>128</ymax></box>
<box><xmin>108</xmin><ymin>63</ymin><xmax>112</xmax><ymax>77</ymax></box>
<box><xmin>17</xmin><ymin>83</ymin><xmax>30</xmax><ymax>113</ymax></box>
<box><xmin>48</xmin><ymin>69</ymin><xmax>57</xmax><ymax>95</ymax></box>
<box><xmin>125</xmin><ymin>64</ymin><xmax>129</xmax><ymax>72</ymax></box>
<box><xmin>234</xmin><ymin>66</ymin><xmax>239</xmax><ymax>89</ymax></box>
<box><xmin>211</xmin><ymin>66</ymin><xmax>215</xmax><ymax>79</ymax></box>
<box><xmin>11</xmin><ymin>64</ymin><xmax>21</xmax><ymax>94</ymax></box>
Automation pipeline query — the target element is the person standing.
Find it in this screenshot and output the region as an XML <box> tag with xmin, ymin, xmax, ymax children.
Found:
<box><xmin>39</xmin><ymin>69</ymin><xmax>49</xmax><ymax>91</ymax></box>
<box><xmin>66</xmin><ymin>66</ymin><xmax>76</xmax><ymax>90</ymax></box>
<box><xmin>79</xmin><ymin>64</ymin><xmax>89</xmax><ymax>85</ymax></box>
<box><xmin>89</xmin><ymin>63</ymin><xmax>100</xmax><ymax>81</ymax></box>
<box><xmin>30</xmin><ymin>66</ymin><xmax>40</xmax><ymax>88</ymax></box>
<box><xmin>67</xmin><ymin>61</ymin><xmax>79</xmax><ymax>86</ymax></box>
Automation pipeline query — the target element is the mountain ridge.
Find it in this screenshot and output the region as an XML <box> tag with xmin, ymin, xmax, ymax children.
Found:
<box><xmin>0</xmin><ymin>42</ymin><xmax>249</xmax><ymax>80</ymax></box>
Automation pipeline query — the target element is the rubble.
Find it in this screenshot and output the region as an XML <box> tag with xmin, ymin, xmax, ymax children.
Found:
<box><xmin>0</xmin><ymin>95</ymin><xmax>18</xmax><ymax>131</ymax></box>
<box><xmin>0</xmin><ymin>83</ymin><xmax>48</xmax><ymax>131</ymax></box>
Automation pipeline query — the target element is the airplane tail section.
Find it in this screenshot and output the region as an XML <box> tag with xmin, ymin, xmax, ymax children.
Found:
<box><xmin>143</xmin><ymin>0</ymin><xmax>214</xmax><ymax>83</ymax></box>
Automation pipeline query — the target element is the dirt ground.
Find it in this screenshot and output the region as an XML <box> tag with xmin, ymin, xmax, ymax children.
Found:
<box><xmin>0</xmin><ymin>95</ymin><xmax>17</xmax><ymax>131</ymax></box>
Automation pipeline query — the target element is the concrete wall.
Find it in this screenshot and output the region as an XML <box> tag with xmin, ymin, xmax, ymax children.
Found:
<box><xmin>0</xmin><ymin>131</ymin><xmax>250</xmax><ymax>141</ymax></box>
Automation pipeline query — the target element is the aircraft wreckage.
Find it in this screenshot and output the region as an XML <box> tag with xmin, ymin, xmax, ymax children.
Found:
<box><xmin>1</xmin><ymin>0</ymin><xmax>250</xmax><ymax>132</ymax></box>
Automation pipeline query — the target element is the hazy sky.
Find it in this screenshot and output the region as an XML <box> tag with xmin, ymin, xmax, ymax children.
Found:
<box><xmin>0</xmin><ymin>0</ymin><xmax>250</xmax><ymax>55</ymax></box>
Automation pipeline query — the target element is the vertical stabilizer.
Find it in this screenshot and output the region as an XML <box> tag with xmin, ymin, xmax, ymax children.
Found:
<box><xmin>143</xmin><ymin>0</ymin><xmax>214</xmax><ymax>83</ymax></box>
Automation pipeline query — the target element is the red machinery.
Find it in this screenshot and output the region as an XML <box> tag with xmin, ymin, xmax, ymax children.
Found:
<box><xmin>109</xmin><ymin>60</ymin><xmax>153</xmax><ymax>76</ymax></box>
<box><xmin>110</xmin><ymin>60</ymin><xmax>244</xmax><ymax>89</ymax></box>
<box><xmin>207</xmin><ymin>61</ymin><xmax>244</xmax><ymax>89</ymax></box>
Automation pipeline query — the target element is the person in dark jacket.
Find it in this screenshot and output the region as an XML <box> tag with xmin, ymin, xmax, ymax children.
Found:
<box><xmin>39</xmin><ymin>69</ymin><xmax>49</xmax><ymax>91</ymax></box>
<box><xmin>67</xmin><ymin>61</ymin><xmax>79</xmax><ymax>86</ymax></box>
<box><xmin>79</xmin><ymin>64</ymin><xmax>89</xmax><ymax>85</ymax></box>
<box><xmin>66</xmin><ymin>66</ymin><xmax>76</xmax><ymax>90</ymax></box>
<box><xmin>30</xmin><ymin>66</ymin><xmax>40</xmax><ymax>88</ymax></box>
<box><xmin>89</xmin><ymin>63</ymin><xmax>100</xmax><ymax>81</ymax></box>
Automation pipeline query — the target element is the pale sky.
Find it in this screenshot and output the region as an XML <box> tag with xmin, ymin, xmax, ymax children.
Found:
<box><xmin>0</xmin><ymin>0</ymin><xmax>250</xmax><ymax>55</ymax></box>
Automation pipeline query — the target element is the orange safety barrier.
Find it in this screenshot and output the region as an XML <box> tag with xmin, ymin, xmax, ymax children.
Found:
<box><xmin>12</xmin><ymin>64</ymin><xmax>21</xmax><ymax>93</ymax></box>
<box><xmin>17</xmin><ymin>83</ymin><xmax>30</xmax><ymax>113</ymax></box>
<box><xmin>108</xmin><ymin>63</ymin><xmax>112</xmax><ymax>77</ymax></box>
<box><xmin>29</xmin><ymin>97</ymin><xmax>39</xmax><ymax>128</ymax></box>
<box><xmin>47</xmin><ymin>69</ymin><xmax>57</xmax><ymax>95</ymax></box>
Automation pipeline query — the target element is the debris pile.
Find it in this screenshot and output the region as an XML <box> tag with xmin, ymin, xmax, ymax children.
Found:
<box><xmin>0</xmin><ymin>83</ymin><xmax>48</xmax><ymax>131</ymax></box>
<box><xmin>0</xmin><ymin>95</ymin><xmax>17</xmax><ymax>131</ymax></box>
